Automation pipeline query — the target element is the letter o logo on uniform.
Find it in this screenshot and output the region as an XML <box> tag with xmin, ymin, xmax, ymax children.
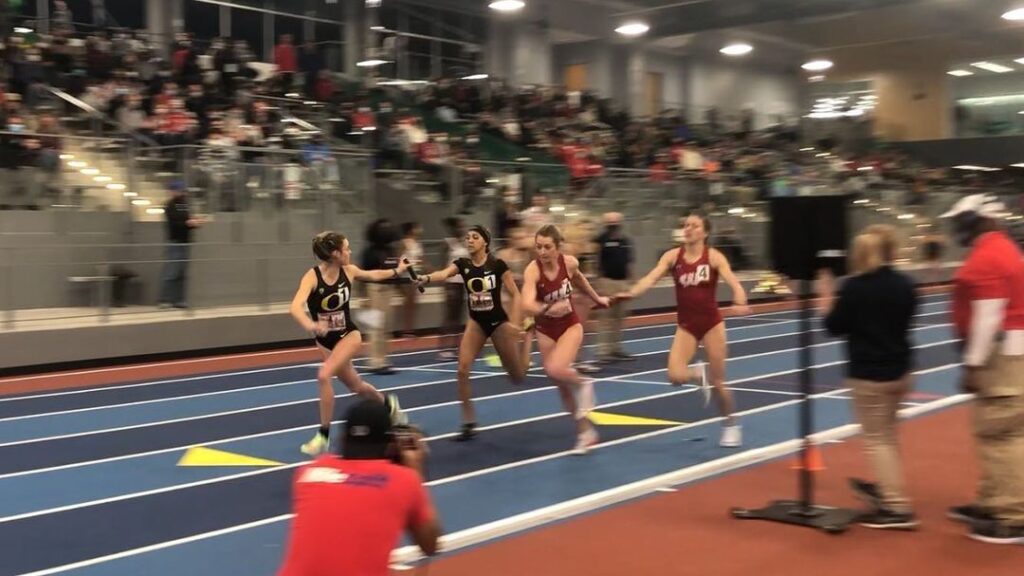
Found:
<box><xmin>321</xmin><ymin>287</ymin><xmax>350</xmax><ymax>311</ymax></box>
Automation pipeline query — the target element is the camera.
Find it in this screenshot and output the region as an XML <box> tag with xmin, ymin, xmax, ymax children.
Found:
<box><xmin>389</xmin><ymin>424</ymin><xmax>425</xmax><ymax>465</ymax></box>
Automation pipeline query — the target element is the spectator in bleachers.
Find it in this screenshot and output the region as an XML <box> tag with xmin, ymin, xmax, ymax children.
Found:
<box><xmin>274</xmin><ymin>34</ymin><xmax>298</xmax><ymax>93</ymax></box>
<box><xmin>299</xmin><ymin>41</ymin><xmax>323</xmax><ymax>99</ymax></box>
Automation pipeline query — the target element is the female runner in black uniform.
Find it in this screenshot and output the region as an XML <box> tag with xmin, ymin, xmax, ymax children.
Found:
<box><xmin>289</xmin><ymin>231</ymin><xmax>409</xmax><ymax>456</ymax></box>
<box><xmin>417</xmin><ymin>225</ymin><xmax>528</xmax><ymax>440</ymax></box>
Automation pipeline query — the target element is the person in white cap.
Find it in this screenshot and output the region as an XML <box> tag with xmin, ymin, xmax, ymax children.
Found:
<box><xmin>941</xmin><ymin>193</ymin><xmax>1024</xmax><ymax>544</ymax></box>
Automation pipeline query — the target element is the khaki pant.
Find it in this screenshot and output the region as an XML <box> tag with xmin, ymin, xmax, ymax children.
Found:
<box><xmin>973</xmin><ymin>354</ymin><xmax>1024</xmax><ymax>525</ymax></box>
<box><xmin>595</xmin><ymin>278</ymin><xmax>630</xmax><ymax>359</ymax></box>
<box><xmin>365</xmin><ymin>283</ymin><xmax>393</xmax><ymax>369</ymax></box>
<box><xmin>849</xmin><ymin>376</ymin><xmax>913</xmax><ymax>513</ymax></box>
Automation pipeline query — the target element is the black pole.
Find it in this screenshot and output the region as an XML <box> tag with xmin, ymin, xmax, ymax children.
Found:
<box><xmin>799</xmin><ymin>277</ymin><xmax>813</xmax><ymax>510</ymax></box>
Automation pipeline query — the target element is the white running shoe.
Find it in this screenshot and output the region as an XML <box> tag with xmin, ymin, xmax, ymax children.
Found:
<box><xmin>720</xmin><ymin>424</ymin><xmax>743</xmax><ymax>448</ymax></box>
<box><xmin>575</xmin><ymin>378</ymin><xmax>596</xmax><ymax>418</ymax></box>
<box><xmin>573</xmin><ymin>427</ymin><xmax>599</xmax><ymax>455</ymax></box>
<box><xmin>301</xmin><ymin>433</ymin><xmax>329</xmax><ymax>456</ymax></box>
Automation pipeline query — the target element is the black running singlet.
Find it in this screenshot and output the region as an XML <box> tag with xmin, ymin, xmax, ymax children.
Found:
<box><xmin>306</xmin><ymin>265</ymin><xmax>358</xmax><ymax>350</ymax></box>
<box><xmin>455</xmin><ymin>256</ymin><xmax>510</xmax><ymax>336</ymax></box>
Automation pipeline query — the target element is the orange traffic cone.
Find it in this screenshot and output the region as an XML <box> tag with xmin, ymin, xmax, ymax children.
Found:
<box><xmin>791</xmin><ymin>444</ymin><xmax>826</xmax><ymax>472</ymax></box>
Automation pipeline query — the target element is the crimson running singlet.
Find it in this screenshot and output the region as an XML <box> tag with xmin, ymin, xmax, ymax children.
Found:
<box><xmin>534</xmin><ymin>254</ymin><xmax>580</xmax><ymax>341</ymax></box>
<box><xmin>674</xmin><ymin>246</ymin><xmax>723</xmax><ymax>340</ymax></box>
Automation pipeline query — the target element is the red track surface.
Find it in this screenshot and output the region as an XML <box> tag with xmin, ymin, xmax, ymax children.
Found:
<box><xmin>428</xmin><ymin>406</ymin><xmax>1022</xmax><ymax>576</ymax></box>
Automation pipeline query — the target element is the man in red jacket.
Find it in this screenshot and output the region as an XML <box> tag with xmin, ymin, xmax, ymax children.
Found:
<box><xmin>943</xmin><ymin>193</ymin><xmax>1024</xmax><ymax>545</ymax></box>
<box><xmin>278</xmin><ymin>400</ymin><xmax>440</xmax><ymax>575</ymax></box>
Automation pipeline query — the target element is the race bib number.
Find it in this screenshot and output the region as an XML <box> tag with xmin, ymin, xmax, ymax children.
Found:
<box><xmin>469</xmin><ymin>291</ymin><xmax>495</xmax><ymax>312</ymax></box>
<box><xmin>321</xmin><ymin>312</ymin><xmax>347</xmax><ymax>332</ymax></box>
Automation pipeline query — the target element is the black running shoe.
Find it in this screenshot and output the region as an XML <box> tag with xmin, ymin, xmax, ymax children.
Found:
<box><xmin>969</xmin><ymin>521</ymin><xmax>1024</xmax><ymax>545</ymax></box>
<box><xmin>948</xmin><ymin>504</ymin><xmax>995</xmax><ymax>524</ymax></box>
<box><xmin>453</xmin><ymin>422</ymin><xmax>477</xmax><ymax>442</ymax></box>
<box><xmin>858</xmin><ymin>509</ymin><xmax>920</xmax><ymax>531</ymax></box>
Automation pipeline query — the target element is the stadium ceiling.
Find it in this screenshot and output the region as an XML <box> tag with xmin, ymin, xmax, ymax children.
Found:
<box><xmin>610</xmin><ymin>0</ymin><xmax>921</xmax><ymax>39</ymax></box>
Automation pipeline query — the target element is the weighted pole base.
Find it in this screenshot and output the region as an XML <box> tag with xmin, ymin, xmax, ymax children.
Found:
<box><xmin>731</xmin><ymin>500</ymin><xmax>859</xmax><ymax>535</ymax></box>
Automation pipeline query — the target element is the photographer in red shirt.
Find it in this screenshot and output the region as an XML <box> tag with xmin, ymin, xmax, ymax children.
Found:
<box><xmin>278</xmin><ymin>400</ymin><xmax>440</xmax><ymax>575</ymax></box>
<box><xmin>942</xmin><ymin>194</ymin><xmax>1024</xmax><ymax>545</ymax></box>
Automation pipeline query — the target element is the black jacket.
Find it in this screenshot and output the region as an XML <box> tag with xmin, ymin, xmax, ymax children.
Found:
<box><xmin>824</xmin><ymin>266</ymin><xmax>917</xmax><ymax>381</ymax></box>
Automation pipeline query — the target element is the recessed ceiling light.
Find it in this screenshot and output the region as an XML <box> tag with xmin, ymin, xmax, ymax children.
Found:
<box><xmin>462</xmin><ymin>74</ymin><xmax>489</xmax><ymax>80</ymax></box>
<box><xmin>720</xmin><ymin>43</ymin><xmax>753</xmax><ymax>56</ymax></box>
<box><xmin>802</xmin><ymin>59</ymin><xmax>833</xmax><ymax>72</ymax></box>
<box><xmin>1002</xmin><ymin>7</ymin><xmax>1024</xmax><ymax>21</ymax></box>
<box><xmin>356</xmin><ymin>59</ymin><xmax>389</xmax><ymax>67</ymax></box>
<box><xmin>489</xmin><ymin>0</ymin><xmax>525</xmax><ymax>12</ymax></box>
<box><xmin>808</xmin><ymin>75</ymin><xmax>825</xmax><ymax>82</ymax></box>
<box><xmin>948</xmin><ymin>69</ymin><xmax>973</xmax><ymax>77</ymax></box>
<box><xmin>971</xmin><ymin>62</ymin><xmax>1013</xmax><ymax>73</ymax></box>
<box><xmin>615</xmin><ymin>21</ymin><xmax>650</xmax><ymax>37</ymax></box>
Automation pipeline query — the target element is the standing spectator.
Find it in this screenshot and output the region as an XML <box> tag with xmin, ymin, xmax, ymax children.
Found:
<box><xmin>53</xmin><ymin>1</ymin><xmax>75</xmax><ymax>37</ymax></box>
<box><xmin>399</xmin><ymin>222</ymin><xmax>424</xmax><ymax>338</ymax></box>
<box><xmin>159</xmin><ymin>181</ymin><xmax>202</xmax><ymax>309</ymax></box>
<box><xmin>941</xmin><ymin>194</ymin><xmax>1024</xmax><ymax>544</ymax></box>
<box><xmin>816</xmin><ymin>228</ymin><xmax>919</xmax><ymax>530</ymax></box>
<box><xmin>274</xmin><ymin>34</ymin><xmax>298</xmax><ymax>93</ymax></box>
<box><xmin>439</xmin><ymin>217</ymin><xmax>468</xmax><ymax>360</ymax></box>
<box><xmin>276</xmin><ymin>400</ymin><xmax>440</xmax><ymax>576</ymax></box>
<box><xmin>593</xmin><ymin>212</ymin><xmax>634</xmax><ymax>363</ymax></box>
<box><xmin>361</xmin><ymin>219</ymin><xmax>399</xmax><ymax>375</ymax></box>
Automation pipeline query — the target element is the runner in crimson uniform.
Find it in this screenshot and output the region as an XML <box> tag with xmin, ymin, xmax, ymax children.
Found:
<box><xmin>618</xmin><ymin>213</ymin><xmax>751</xmax><ymax>447</ymax></box>
<box><xmin>522</xmin><ymin>225</ymin><xmax>611</xmax><ymax>454</ymax></box>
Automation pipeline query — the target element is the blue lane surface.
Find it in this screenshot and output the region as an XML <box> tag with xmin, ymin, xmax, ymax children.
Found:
<box><xmin>0</xmin><ymin>297</ymin><xmax>959</xmax><ymax>576</ymax></box>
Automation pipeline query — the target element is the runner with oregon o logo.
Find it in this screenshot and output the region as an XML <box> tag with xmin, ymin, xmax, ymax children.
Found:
<box><xmin>289</xmin><ymin>231</ymin><xmax>410</xmax><ymax>456</ymax></box>
<box><xmin>417</xmin><ymin>224</ymin><xmax>529</xmax><ymax>441</ymax></box>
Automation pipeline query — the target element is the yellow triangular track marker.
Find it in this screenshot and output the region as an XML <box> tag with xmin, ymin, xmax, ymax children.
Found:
<box><xmin>177</xmin><ymin>446</ymin><xmax>283</xmax><ymax>467</ymax></box>
<box><xmin>588</xmin><ymin>412</ymin><xmax>683</xmax><ymax>426</ymax></box>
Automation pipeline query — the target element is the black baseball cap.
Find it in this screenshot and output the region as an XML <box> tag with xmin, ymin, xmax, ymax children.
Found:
<box><xmin>341</xmin><ymin>399</ymin><xmax>393</xmax><ymax>459</ymax></box>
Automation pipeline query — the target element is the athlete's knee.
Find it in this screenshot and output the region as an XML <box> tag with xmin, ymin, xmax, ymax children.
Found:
<box><xmin>544</xmin><ymin>362</ymin><xmax>573</xmax><ymax>383</ymax></box>
<box><xmin>316</xmin><ymin>367</ymin><xmax>334</xmax><ymax>385</ymax></box>
<box><xmin>667</xmin><ymin>365</ymin><xmax>689</xmax><ymax>385</ymax></box>
<box><xmin>456</xmin><ymin>362</ymin><xmax>473</xmax><ymax>382</ymax></box>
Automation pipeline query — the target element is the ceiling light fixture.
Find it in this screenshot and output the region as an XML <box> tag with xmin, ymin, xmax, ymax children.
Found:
<box><xmin>720</xmin><ymin>43</ymin><xmax>753</xmax><ymax>56</ymax></box>
<box><xmin>615</xmin><ymin>21</ymin><xmax>650</xmax><ymax>37</ymax></box>
<box><xmin>1002</xmin><ymin>7</ymin><xmax>1024</xmax><ymax>20</ymax></box>
<box><xmin>971</xmin><ymin>62</ymin><xmax>1013</xmax><ymax>73</ymax></box>
<box><xmin>802</xmin><ymin>59</ymin><xmax>833</xmax><ymax>72</ymax></box>
<box><xmin>947</xmin><ymin>69</ymin><xmax>973</xmax><ymax>77</ymax></box>
<box><xmin>489</xmin><ymin>0</ymin><xmax>525</xmax><ymax>12</ymax></box>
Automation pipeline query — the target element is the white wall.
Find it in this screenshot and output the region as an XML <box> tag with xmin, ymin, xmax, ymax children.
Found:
<box><xmin>687</xmin><ymin>57</ymin><xmax>801</xmax><ymax>127</ymax></box>
<box><xmin>487</xmin><ymin>20</ymin><xmax>553</xmax><ymax>86</ymax></box>
<box><xmin>512</xmin><ymin>24</ymin><xmax>554</xmax><ymax>86</ymax></box>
